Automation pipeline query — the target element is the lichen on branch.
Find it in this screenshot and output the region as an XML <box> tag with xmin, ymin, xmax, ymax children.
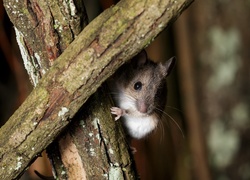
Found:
<box><xmin>0</xmin><ymin>0</ymin><xmax>193</xmax><ymax>179</ymax></box>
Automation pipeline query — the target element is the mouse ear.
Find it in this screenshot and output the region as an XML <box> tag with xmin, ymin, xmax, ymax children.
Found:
<box><xmin>132</xmin><ymin>50</ymin><xmax>148</xmax><ymax>67</ymax></box>
<box><xmin>161</xmin><ymin>56</ymin><xmax>176</xmax><ymax>77</ymax></box>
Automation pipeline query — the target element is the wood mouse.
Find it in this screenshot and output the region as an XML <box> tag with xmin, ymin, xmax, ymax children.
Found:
<box><xmin>109</xmin><ymin>50</ymin><xmax>176</xmax><ymax>139</ymax></box>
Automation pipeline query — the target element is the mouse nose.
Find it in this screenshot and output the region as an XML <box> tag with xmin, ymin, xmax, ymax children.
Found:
<box><xmin>137</xmin><ymin>100</ymin><xmax>148</xmax><ymax>114</ymax></box>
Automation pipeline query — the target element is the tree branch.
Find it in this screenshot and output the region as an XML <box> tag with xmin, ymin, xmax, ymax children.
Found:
<box><xmin>0</xmin><ymin>0</ymin><xmax>193</xmax><ymax>179</ymax></box>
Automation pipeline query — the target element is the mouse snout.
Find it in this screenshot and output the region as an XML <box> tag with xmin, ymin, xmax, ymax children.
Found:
<box><xmin>136</xmin><ymin>100</ymin><xmax>149</xmax><ymax>114</ymax></box>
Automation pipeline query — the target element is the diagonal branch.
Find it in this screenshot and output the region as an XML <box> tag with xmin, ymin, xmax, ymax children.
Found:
<box><xmin>0</xmin><ymin>0</ymin><xmax>193</xmax><ymax>179</ymax></box>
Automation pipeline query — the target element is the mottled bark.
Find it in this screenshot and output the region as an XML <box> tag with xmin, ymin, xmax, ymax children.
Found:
<box><xmin>0</xmin><ymin>0</ymin><xmax>193</xmax><ymax>179</ymax></box>
<box><xmin>4</xmin><ymin>0</ymin><xmax>93</xmax><ymax>179</ymax></box>
<box><xmin>4</xmin><ymin>0</ymin><xmax>87</xmax><ymax>86</ymax></box>
<box><xmin>48</xmin><ymin>87</ymin><xmax>135</xmax><ymax>179</ymax></box>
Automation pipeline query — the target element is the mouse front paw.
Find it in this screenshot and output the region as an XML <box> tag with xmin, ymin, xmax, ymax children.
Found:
<box><xmin>110</xmin><ymin>107</ymin><xmax>126</xmax><ymax>121</ymax></box>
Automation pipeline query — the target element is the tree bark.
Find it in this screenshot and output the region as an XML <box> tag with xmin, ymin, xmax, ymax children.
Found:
<box><xmin>4</xmin><ymin>0</ymin><xmax>93</xmax><ymax>179</ymax></box>
<box><xmin>5</xmin><ymin>0</ymin><xmax>88</xmax><ymax>85</ymax></box>
<box><xmin>48</xmin><ymin>86</ymin><xmax>135</xmax><ymax>179</ymax></box>
<box><xmin>0</xmin><ymin>0</ymin><xmax>193</xmax><ymax>179</ymax></box>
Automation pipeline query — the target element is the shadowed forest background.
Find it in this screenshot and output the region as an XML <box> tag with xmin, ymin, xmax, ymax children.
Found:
<box><xmin>0</xmin><ymin>0</ymin><xmax>249</xmax><ymax>179</ymax></box>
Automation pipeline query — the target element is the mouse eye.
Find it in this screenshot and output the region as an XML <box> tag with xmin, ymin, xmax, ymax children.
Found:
<box><xmin>134</xmin><ymin>81</ymin><xmax>142</xmax><ymax>91</ymax></box>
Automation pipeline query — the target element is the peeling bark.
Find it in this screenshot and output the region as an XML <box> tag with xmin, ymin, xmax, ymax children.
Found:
<box><xmin>52</xmin><ymin>87</ymin><xmax>135</xmax><ymax>179</ymax></box>
<box><xmin>0</xmin><ymin>0</ymin><xmax>193</xmax><ymax>179</ymax></box>
<box><xmin>5</xmin><ymin>0</ymin><xmax>87</xmax><ymax>85</ymax></box>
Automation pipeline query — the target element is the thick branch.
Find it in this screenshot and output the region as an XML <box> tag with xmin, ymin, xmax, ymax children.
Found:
<box><xmin>0</xmin><ymin>0</ymin><xmax>193</xmax><ymax>179</ymax></box>
<box><xmin>4</xmin><ymin>0</ymin><xmax>87</xmax><ymax>85</ymax></box>
<box><xmin>50</xmin><ymin>86</ymin><xmax>135</xmax><ymax>179</ymax></box>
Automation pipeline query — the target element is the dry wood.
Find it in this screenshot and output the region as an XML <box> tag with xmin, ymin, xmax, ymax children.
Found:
<box><xmin>0</xmin><ymin>0</ymin><xmax>193</xmax><ymax>179</ymax></box>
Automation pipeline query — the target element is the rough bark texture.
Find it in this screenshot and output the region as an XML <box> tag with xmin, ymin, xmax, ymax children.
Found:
<box><xmin>0</xmin><ymin>0</ymin><xmax>193</xmax><ymax>179</ymax></box>
<box><xmin>4</xmin><ymin>0</ymin><xmax>91</xmax><ymax>179</ymax></box>
<box><xmin>49</xmin><ymin>86</ymin><xmax>135</xmax><ymax>179</ymax></box>
<box><xmin>4</xmin><ymin>0</ymin><xmax>87</xmax><ymax>86</ymax></box>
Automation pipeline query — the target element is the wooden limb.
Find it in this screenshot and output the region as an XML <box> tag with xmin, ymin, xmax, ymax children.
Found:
<box><xmin>0</xmin><ymin>0</ymin><xmax>193</xmax><ymax>179</ymax></box>
<box><xmin>48</xmin><ymin>86</ymin><xmax>135</xmax><ymax>179</ymax></box>
<box><xmin>4</xmin><ymin>0</ymin><xmax>88</xmax><ymax>85</ymax></box>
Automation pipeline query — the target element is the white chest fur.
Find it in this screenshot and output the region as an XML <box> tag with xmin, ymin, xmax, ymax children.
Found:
<box><xmin>115</xmin><ymin>93</ymin><xmax>159</xmax><ymax>139</ymax></box>
<box><xmin>123</xmin><ymin>114</ymin><xmax>158</xmax><ymax>139</ymax></box>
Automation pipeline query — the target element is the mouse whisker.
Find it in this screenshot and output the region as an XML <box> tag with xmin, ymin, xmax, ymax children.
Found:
<box><xmin>107</xmin><ymin>50</ymin><xmax>177</xmax><ymax>139</ymax></box>
<box><xmin>110</xmin><ymin>92</ymin><xmax>135</xmax><ymax>102</ymax></box>
<box><xmin>165</xmin><ymin>106</ymin><xmax>183</xmax><ymax>113</ymax></box>
<box><xmin>120</xmin><ymin>93</ymin><xmax>137</xmax><ymax>105</ymax></box>
<box><xmin>155</xmin><ymin>107</ymin><xmax>185</xmax><ymax>138</ymax></box>
<box><xmin>155</xmin><ymin>112</ymin><xmax>165</xmax><ymax>143</ymax></box>
<box><xmin>111</xmin><ymin>92</ymin><xmax>137</xmax><ymax>109</ymax></box>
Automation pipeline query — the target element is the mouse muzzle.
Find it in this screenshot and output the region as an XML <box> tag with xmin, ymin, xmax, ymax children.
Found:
<box><xmin>136</xmin><ymin>100</ymin><xmax>153</xmax><ymax>114</ymax></box>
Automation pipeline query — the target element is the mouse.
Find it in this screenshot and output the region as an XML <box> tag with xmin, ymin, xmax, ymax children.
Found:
<box><xmin>108</xmin><ymin>50</ymin><xmax>176</xmax><ymax>139</ymax></box>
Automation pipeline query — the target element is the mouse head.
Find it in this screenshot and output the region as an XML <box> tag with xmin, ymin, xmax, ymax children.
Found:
<box><xmin>119</xmin><ymin>50</ymin><xmax>176</xmax><ymax>115</ymax></box>
<box><xmin>131</xmin><ymin>50</ymin><xmax>176</xmax><ymax>77</ymax></box>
